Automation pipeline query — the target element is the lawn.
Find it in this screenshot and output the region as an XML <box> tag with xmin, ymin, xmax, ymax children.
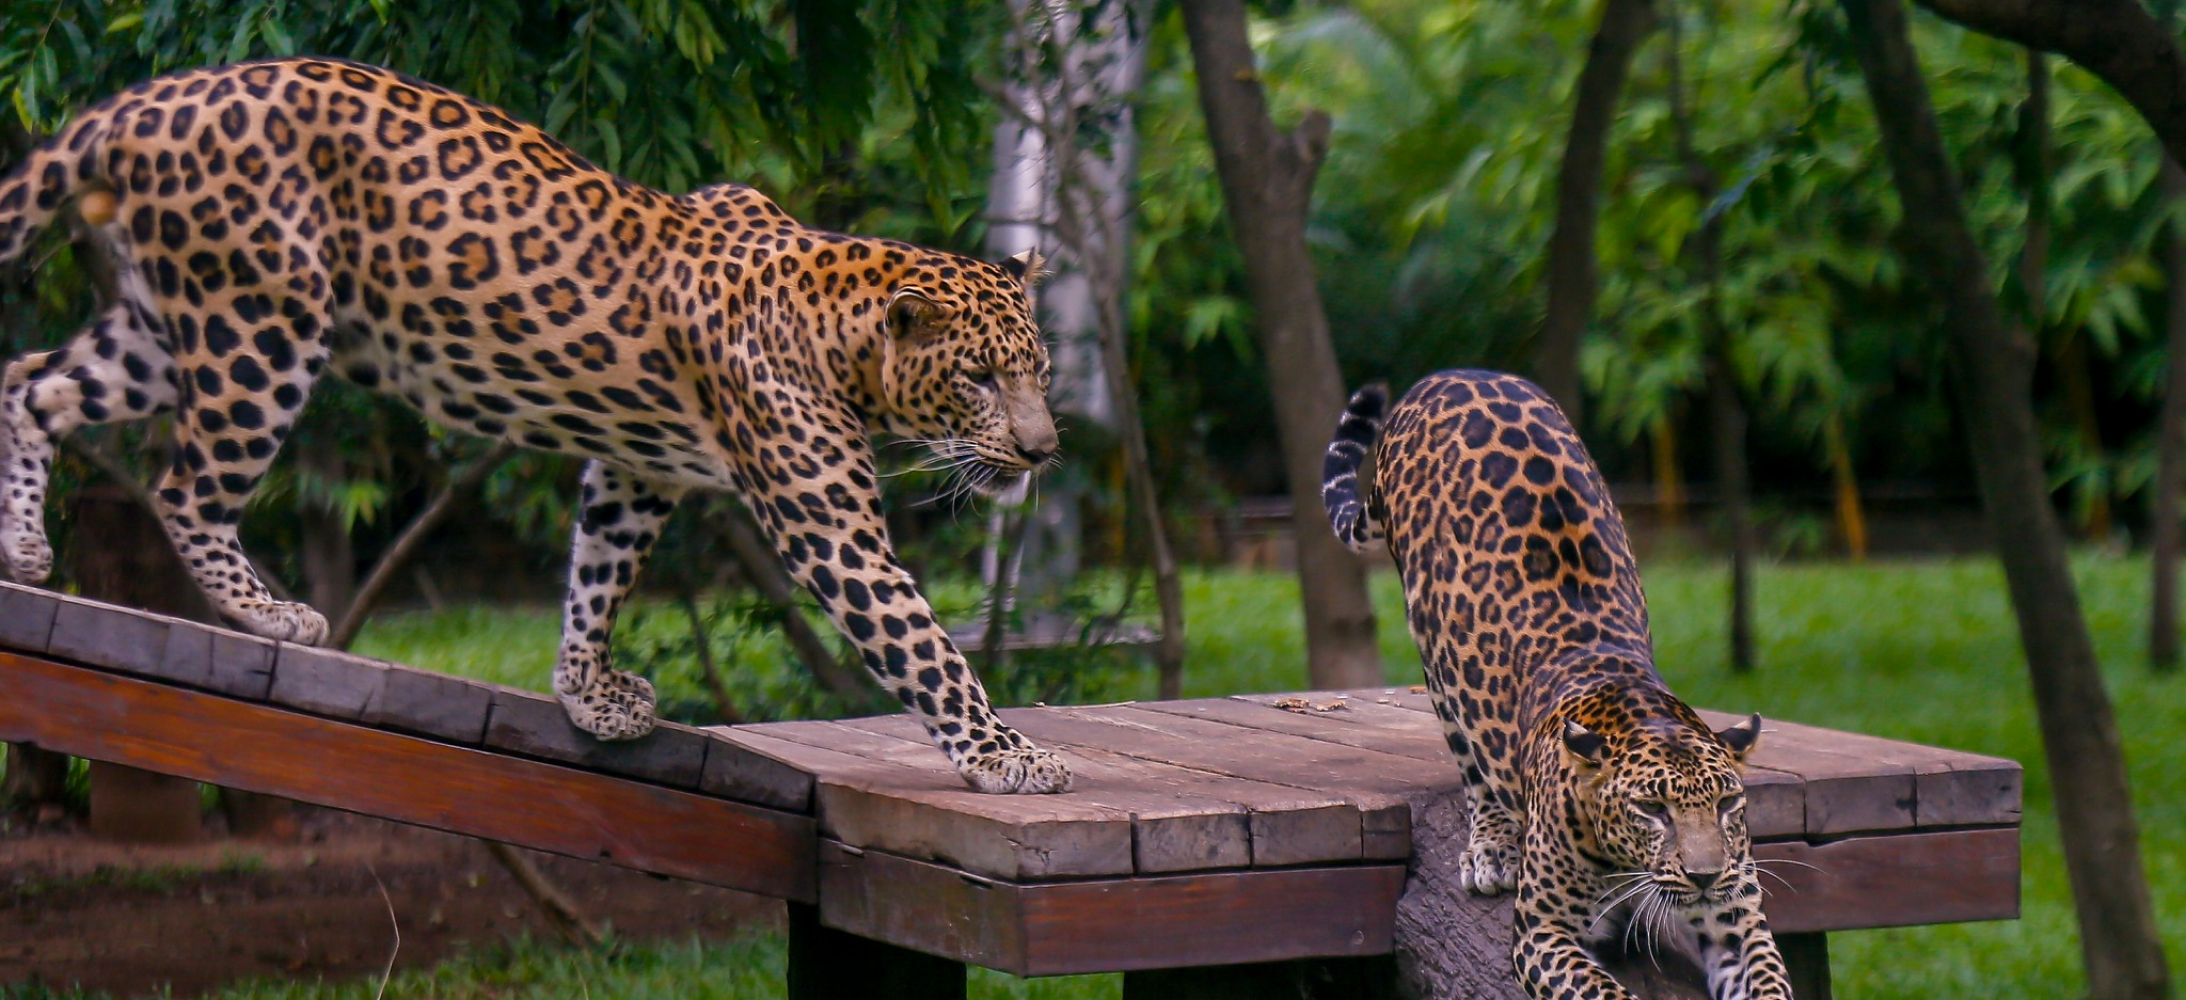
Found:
<box><xmin>265</xmin><ymin>555</ymin><xmax>2186</xmax><ymax>997</ymax></box>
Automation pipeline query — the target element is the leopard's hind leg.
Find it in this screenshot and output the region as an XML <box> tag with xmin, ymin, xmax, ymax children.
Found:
<box><xmin>140</xmin><ymin>264</ymin><xmax>333</xmax><ymax>644</ymax></box>
<box><xmin>0</xmin><ymin>299</ymin><xmax>179</xmax><ymax>583</ymax></box>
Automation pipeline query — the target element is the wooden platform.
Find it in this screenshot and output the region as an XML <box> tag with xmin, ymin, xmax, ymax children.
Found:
<box><xmin>715</xmin><ymin>690</ymin><xmax>2022</xmax><ymax>979</ymax></box>
<box><xmin>0</xmin><ymin>579</ymin><xmax>2024</xmax><ymax>997</ymax></box>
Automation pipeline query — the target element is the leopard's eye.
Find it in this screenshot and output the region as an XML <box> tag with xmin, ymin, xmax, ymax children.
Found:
<box><xmin>1718</xmin><ymin>793</ymin><xmax>1745</xmax><ymax>815</ymax></box>
<box><xmin>1636</xmin><ymin>800</ymin><xmax>1670</xmax><ymax>822</ymax></box>
<box><xmin>965</xmin><ymin>368</ymin><xmax>997</xmax><ymax>389</ymax></box>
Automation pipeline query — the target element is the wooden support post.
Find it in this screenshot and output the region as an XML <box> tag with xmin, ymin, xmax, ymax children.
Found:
<box><xmin>787</xmin><ymin>902</ymin><xmax>965</xmax><ymax>1000</ymax></box>
<box><xmin>1780</xmin><ymin>932</ymin><xmax>1831</xmax><ymax>1000</ymax></box>
<box><xmin>1123</xmin><ymin>957</ymin><xmax>1397</xmax><ymax>1000</ymax></box>
<box><xmin>71</xmin><ymin>484</ymin><xmax>212</xmax><ymax>843</ymax></box>
<box><xmin>2</xmin><ymin>742</ymin><xmax>68</xmax><ymax>810</ymax></box>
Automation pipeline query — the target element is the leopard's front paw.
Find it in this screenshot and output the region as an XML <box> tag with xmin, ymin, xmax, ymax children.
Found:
<box><xmin>561</xmin><ymin>670</ymin><xmax>657</xmax><ymax>741</ymax></box>
<box><xmin>959</xmin><ymin>746</ymin><xmax>1072</xmax><ymax>794</ymax></box>
<box><xmin>233</xmin><ymin>599</ymin><xmax>330</xmax><ymax>645</ymax></box>
<box><xmin>1460</xmin><ymin>828</ymin><xmax>1521</xmax><ymax>896</ymax></box>
<box><xmin>0</xmin><ymin>519</ymin><xmax>51</xmax><ymax>585</ymax></box>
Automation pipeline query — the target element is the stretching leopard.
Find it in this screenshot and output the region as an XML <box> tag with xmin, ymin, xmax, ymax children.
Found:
<box><xmin>0</xmin><ymin>57</ymin><xmax>1071</xmax><ymax>794</ymax></box>
<box><xmin>1323</xmin><ymin>371</ymin><xmax>1789</xmax><ymax>998</ymax></box>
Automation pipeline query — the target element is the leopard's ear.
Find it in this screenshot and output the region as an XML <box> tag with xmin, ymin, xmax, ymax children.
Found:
<box><xmin>1001</xmin><ymin>249</ymin><xmax>1047</xmax><ymax>287</ymax></box>
<box><xmin>887</xmin><ymin>287</ymin><xmax>946</xmax><ymax>341</ymax></box>
<box><xmin>1001</xmin><ymin>249</ymin><xmax>1048</xmax><ymax>312</ymax></box>
<box><xmin>1562</xmin><ymin>719</ymin><xmax>1608</xmax><ymax>766</ymax></box>
<box><xmin>1715</xmin><ymin>713</ymin><xmax>1762</xmax><ymax>760</ymax></box>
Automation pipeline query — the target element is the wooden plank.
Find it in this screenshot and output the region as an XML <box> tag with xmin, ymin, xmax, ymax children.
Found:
<box><xmin>49</xmin><ymin>596</ymin><xmax>176</xmax><ymax>679</ymax></box>
<box><xmin>1753</xmin><ymin>826</ymin><xmax>2019</xmax><ymax>934</ymax></box>
<box><xmin>830</xmin><ymin>713</ymin><xmax>1365</xmax><ymax>871</ymax></box>
<box><xmin>0</xmin><ymin>650</ymin><xmax>815</xmax><ymax>901</ymax></box>
<box><xmin>269</xmin><ymin>644</ymin><xmax>390</xmax><ymax>719</ymax></box>
<box><xmin>720</xmin><ymin>726</ymin><xmax>1137</xmax><ymax>880</ymax></box>
<box><xmin>0</xmin><ymin>580</ymin><xmax>61</xmax><ymax>651</ymax></box>
<box><xmin>1210</xmin><ymin>694</ymin><xmax>1806</xmax><ymax>841</ymax></box>
<box><xmin>362</xmin><ymin>662</ymin><xmax>496</xmax><ymax>745</ymax></box>
<box><xmin>1698</xmin><ymin>709</ymin><xmax>2020</xmax><ymax>830</ymax></box>
<box><xmin>484</xmin><ymin>687</ymin><xmax>708</xmax><ymax>789</ymax></box>
<box><xmin>699</xmin><ymin>734</ymin><xmax>815</xmax><ymax>814</ymax></box>
<box><xmin>818</xmin><ymin>843</ymin><xmax>1405</xmax><ymax>977</ymax></box>
<box><xmin>999</xmin><ymin>703</ymin><xmax>1460</xmax><ymax>859</ymax></box>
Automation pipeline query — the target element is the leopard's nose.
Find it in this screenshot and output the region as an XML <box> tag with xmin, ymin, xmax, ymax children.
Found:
<box><xmin>1016</xmin><ymin>442</ymin><xmax>1054</xmax><ymax>465</ymax></box>
<box><xmin>1686</xmin><ymin>869</ymin><xmax>1723</xmax><ymax>892</ymax></box>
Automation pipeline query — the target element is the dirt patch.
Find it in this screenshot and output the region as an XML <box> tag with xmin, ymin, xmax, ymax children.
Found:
<box><xmin>2</xmin><ymin>808</ymin><xmax>781</xmax><ymax>998</ymax></box>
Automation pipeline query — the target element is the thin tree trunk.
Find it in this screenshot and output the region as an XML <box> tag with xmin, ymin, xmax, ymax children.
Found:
<box><xmin>483</xmin><ymin>841</ymin><xmax>607</xmax><ymax>948</ymax></box>
<box><xmin>328</xmin><ymin>442</ymin><xmax>517</xmax><ymax>650</ymax></box>
<box><xmin>715</xmin><ymin>503</ymin><xmax>868</xmax><ymax>700</ymax></box>
<box><xmin>1180</xmin><ymin>0</ymin><xmax>1379</xmax><ymax>689</ymax></box>
<box><xmin>2058</xmin><ymin>336</ymin><xmax>2113</xmax><ymax>537</ymax></box>
<box><xmin>1538</xmin><ymin>0</ymin><xmax>1657</xmax><ymax>421</ymax></box>
<box><xmin>1650</xmin><ymin>416</ymin><xmax>1686</xmax><ymax>533</ymax></box>
<box><xmin>2152</xmin><ymin>155</ymin><xmax>2186</xmax><ymax>672</ymax></box>
<box><xmin>1666</xmin><ymin>9</ymin><xmax>1756</xmax><ymax>673</ymax></box>
<box><xmin>677</xmin><ymin>589</ymin><xmax>744</xmax><ymax>725</ymax></box>
<box><xmin>1707</xmin><ymin>365</ymin><xmax>1756</xmax><ymax>672</ymax></box>
<box><xmin>1843</xmin><ymin>3</ymin><xmax>2172</xmax><ymax>997</ymax></box>
<box><xmin>1824</xmin><ymin>413</ymin><xmax>1869</xmax><ymax>561</ymax></box>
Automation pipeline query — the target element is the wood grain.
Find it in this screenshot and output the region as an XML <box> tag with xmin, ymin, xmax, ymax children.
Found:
<box><xmin>832</xmin><ymin>713</ymin><xmax>1368</xmax><ymax>871</ymax></box>
<box><xmin>1754</xmin><ymin>827</ymin><xmax>2020</xmax><ymax>933</ymax></box>
<box><xmin>721</xmin><ymin>724</ymin><xmax>1138</xmax><ymax>879</ymax></box>
<box><xmin>818</xmin><ymin>843</ymin><xmax>1405</xmax><ymax>977</ymax></box>
<box><xmin>0</xmin><ymin>650</ymin><xmax>816</xmax><ymax>900</ymax></box>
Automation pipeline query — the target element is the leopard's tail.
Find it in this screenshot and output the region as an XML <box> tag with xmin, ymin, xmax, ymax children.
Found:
<box><xmin>0</xmin><ymin>112</ymin><xmax>114</xmax><ymax>268</ymax></box>
<box><xmin>1322</xmin><ymin>381</ymin><xmax>1389</xmax><ymax>554</ymax></box>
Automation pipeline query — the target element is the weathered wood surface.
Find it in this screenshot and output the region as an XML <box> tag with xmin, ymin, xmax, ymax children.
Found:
<box><xmin>0</xmin><ymin>648</ymin><xmax>817</xmax><ymax>901</ymax></box>
<box><xmin>817</xmin><ymin>842</ymin><xmax>1407</xmax><ymax>977</ymax></box>
<box><xmin>717</xmin><ymin>688</ymin><xmax>2022</xmax><ymax>884</ymax></box>
<box><xmin>0</xmin><ymin>580</ymin><xmax>812</xmax><ymax>811</ymax></box>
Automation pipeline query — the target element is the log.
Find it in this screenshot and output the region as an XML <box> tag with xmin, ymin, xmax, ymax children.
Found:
<box><xmin>1395</xmin><ymin>788</ymin><xmax>1709</xmax><ymax>999</ymax></box>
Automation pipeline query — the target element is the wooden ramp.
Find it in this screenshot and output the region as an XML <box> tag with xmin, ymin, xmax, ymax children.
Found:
<box><xmin>0</xmin><ymin>579</ymin><xmax>2024</xmax><ymax>997</ymax></box>
<box><xmin>0</xmin><ymin>581</ymin><xmax>816</xmax><ymax>901</ymax></box>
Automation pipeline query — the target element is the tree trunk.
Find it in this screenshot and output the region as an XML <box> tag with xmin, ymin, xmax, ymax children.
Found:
<box><xmin>1910</xmin><ymin>0</ymin><xmax>2186</xmax><ymax>171</ymax></box>
<box><xmin>1667</xmin><ymin>12</ymin><xmax>1756</xmax><ymax>673</ymax></box>
<box><xmin>1824</xmin><ymin>413</ymin><xmax>1869</xmax><ymax>561</ymax></box>
<box><xmin>1707</xmin><ymin>364</ymin><xmax>1757</xmax><ymax>673</ymax></box>
<box><xmin>2152</xmin><ymin>155</ymin><xmax>2186</xmax><ymax>672</ymax></box>
<box><xmin>1650</xmin><ymin>415</ymin><xmax>1686</xmax><ymax>534</ymax></box>
<box><xmin>716</xmin><ymin>503</ymin><xmax>869</xmax><ymax>700</ymax></box>
<box><xmin>1537</xmin><ymin>0</ymin><xmax>1657</xmax><ymax>422</ymax></box>
<box><xmin>1180</xmin><ymin>0</ymin><xmax>1380</xmax><ymax>689</ymax></box>
<box><xmin>1843</xmin><ymin>3</ymin><xmax>2173</xmax><ymax>997</ymax></box>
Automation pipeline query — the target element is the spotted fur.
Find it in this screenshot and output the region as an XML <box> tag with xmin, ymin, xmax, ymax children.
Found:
<box><xmin>0</xmin><ymin>57</ymin><xmax>1071</xmax><ymax>794</ymax></box>
<box><xmin>1325</xmin><ymin>372</ymin><xmax>1789</xmax><ymax>998</ymax></box>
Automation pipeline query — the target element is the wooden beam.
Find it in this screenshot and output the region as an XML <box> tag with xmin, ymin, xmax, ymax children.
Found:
<box><xmin>0</xmin><ymin>650</ymin><xmax>817</xmax><ymax>901</ymax></box>
<box><xmin>1755</xmin><ymin>826</ymin><xmax>2019</xmax><ymax>934</ymax></box>
<box><xmin>818</xmin><ymin>843</ymin><xmax>1404</xmax><ymax>977</ymax></box>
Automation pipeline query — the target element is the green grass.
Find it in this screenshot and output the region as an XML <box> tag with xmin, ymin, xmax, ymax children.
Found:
<box><xmin>344</xmin><ymin>555</ymin><xmax>2186</xmax><ymax>998</ymax></box>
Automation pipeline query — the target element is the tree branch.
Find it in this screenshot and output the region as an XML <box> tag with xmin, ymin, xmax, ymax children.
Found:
<box><xmin>1911</xmin><ymin>0</ymin><xmax>2186</xmax><ymax>168</ymax></box>
<box><xmin>327</xmin><ymin>441</ymin><xmax>517</xmax><ymax>650</ymax></box>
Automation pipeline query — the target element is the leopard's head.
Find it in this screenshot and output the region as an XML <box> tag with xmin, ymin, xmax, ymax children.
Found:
<box><xmin>878</xmin><ymin>249</ymin><xmax>1055</xmax><ymax>500</ymax></box>
<box><xmin>1556</xmin><ymin>687</ymin><xmax>1762</xmax><ymax>910</ymax></box>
